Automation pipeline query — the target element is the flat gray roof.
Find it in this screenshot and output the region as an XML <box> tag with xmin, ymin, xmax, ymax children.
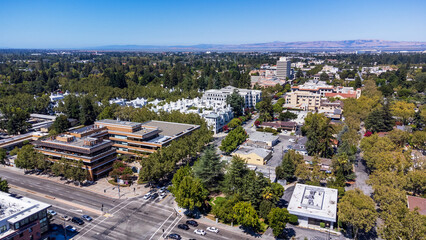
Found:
<box><xmin>249</xmin><ymin>131</ymin><xmax>279</xmax><ymax>143</ymax></box>
<box><xmin>142</xmin><ymin>120</ymin><xmax>199</xmax><ymax>137</ymax></box>
<box><xmin>96</xmin><ymin>119</ymin><xmax>141</xmax><ymax>127</ymax></box>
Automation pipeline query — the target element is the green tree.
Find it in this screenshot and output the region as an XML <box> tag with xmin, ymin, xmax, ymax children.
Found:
<box><xmin>338</xmin><ymin>189</ymin><xmax>377</xmax><ymax>239</ymax></box>
<box><xmin>0</xmin><ymin>107</ymin><xmax>30</xmax><ymax>135</ymax></box>
<box><xmin>212</xmin><ymin>195</ymin><xmax>240</xmax><ymax>223</ymax></box>
<box><xmin>226</xmin><ymin>90</ymin><xmax>244</xmax><ymax>117</ymax></box>
<box><xmin>411</xmin><ymin>130</ymin><xmax>426</xmax><ymax>151</ymax></box>
<box><xmin>0</xmin><ymin>148</ymin><xmax>6</xmax><ymax>165</ymax></box>
<box><xmin>257</xmin><ymin>98</ymin><xmax>274</xmax><ymax>122</ymax></box>
<box><xmin>279</xmin><ymin>111</ymin><xmax>297</xmax><ymax>121</ymax></box>
<box><xmin>227</xmin><ymin>118</ymin><xmax>242</xmax><ymax>129</ymax></box>
<box><xmin>320</xmin><ymin>72</ymin><xmax>329</xmax><ymax>82</ymax></box>
<box><xmin>50</xmin><ymin>114</ymin><xmax>70</xmax><ymax>134</ymax></box>
<box><xmin>222</xmin><ymin>156</ymin><xmax>249</xmax><ymax>194</ymax></box>
<box><xmin>174</xmin><ymin>176</ymin><xmax>208</xmax><ymax>210</ymax></box>
<box><xmin>193</xmin><ymin>146</ymin><xmax>225</xmax><ymax>192</ymax></box>
<box><xmin>233</xmin><ymin>202</ymin><xmax>260</xmax><ymax>230</ymax></box>
<box><xmin>365</xmin><ymin>105</ymin><xmax>394</xmax><ymax>133</ymax></box>
<box><xmin>354</xmin><ymin>76</ymin><xmax>362</xmax><ymax>89</ymax></box>
<box><xmin>268</xmin><ymin>207</ymin><xmax>291</xmax><ymax>237</ymax></box>
<box><xmin>220</xmin><ymin>126</ymin><xmax>248</xmax><ymax>153</ymax></box>
<box><xmin>0</xmin><ymin>177</ymin><xmax>9</xmax><ymax>192</ymax></box>
<box><xmin>59</xmin><ymin>95</ymin><xmax>80</xmax><ymax>119</ymax></box>
<box><xmin>79</xmin><ymin>96</ymin><xmax>97</xmax><ymax>125</ymax></box>
<box><xmin>97</xmin><ymin>104</ymin><xmax>118</xmax><ymax>120</ymax></box>
<box><xmin>15</xmin><ymin>145</ymin><xmax>36</xmax><ymax>170</ymax></box>
<box><xmin>390</xmin><ymin>101</ymin><xmax>415</xmax><ymax>124</ymax></box>
<box><xmin>170</xmin><ymin>165</ymin><xmax>193</xmax><ymax>194</ymax></box>
<box><xmin>276</xmin><ymin>150</ymin><xmax>303</xmax><ymax>181</ymax></box>
<box><xmin>304</xmin><ymin>113</ymin><xmax>335</xmax><ymax>158</ymax></box>
<box><xmin>259</xmin><ymin>200</ymin><xmax>274</xmax><ymax>220</ymax></box>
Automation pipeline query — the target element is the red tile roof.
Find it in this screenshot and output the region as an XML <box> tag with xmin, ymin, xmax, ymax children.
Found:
<box><xmin>325</xmin><ymin>92</ymin><xmax>357</xmax><ymax>99</ymax></box>
<box><xmin>407</xmin><ymin>195</ymin><xmax>426</xmax><ymax>215</ymax></box>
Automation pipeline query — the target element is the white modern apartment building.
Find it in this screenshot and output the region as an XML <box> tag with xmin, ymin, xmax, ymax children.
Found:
<box><xmin>150</xmin><ymin>97</ymin><xmax>234</xmax><ymax>134</ymax></box>
<box><xmin>277</xmin><ymin>57</ymin><xmax>291</xmax><ymax>79</ymax></box>
<box><xmin>202</xmin><ymin>86</ymin><xmax>262</xmax><ymax>109</ymax></box>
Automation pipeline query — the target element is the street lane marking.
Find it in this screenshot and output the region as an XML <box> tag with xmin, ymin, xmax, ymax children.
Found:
<box><xmin>148</xmin><ymin>211</ymin><xmax>175</xmax><ymax>240</ymax></box>
<box><xmin>161</xmin><ymin>215</ymin><xmax>183</xmax><ymax>240</ymax></box>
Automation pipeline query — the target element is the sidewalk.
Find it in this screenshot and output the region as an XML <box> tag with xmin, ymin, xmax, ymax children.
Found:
<box><xmin>172</xmin><ymin>200</ymin><xmax>274</xmax><ymax>240</ymax></box>
<box><xmin>0</xmin><ymin>165</ymin><xmax>150</xmax><ymax>199</ymax></box>
<box><xmin>10</xmin><ymin>183</ymin><xmax>103</xmax><ymax>216</ymax></box>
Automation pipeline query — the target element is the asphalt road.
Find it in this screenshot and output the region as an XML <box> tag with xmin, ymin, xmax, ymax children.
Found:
<box><xmin>0</xmin><ymin>168</ymin><xmax>120</xmax><ymax>210</ymax></box>
<box><xmin>2</xmin><ymin>168</ymin><xmax>271</xmax><ymax>240</ymax></box>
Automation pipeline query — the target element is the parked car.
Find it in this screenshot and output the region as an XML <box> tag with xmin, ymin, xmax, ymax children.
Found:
<box><xmin>186</xmin><ymin>220</ymin><xmax>198</xmax><ymax>227</ymax></box>
<box><xmin>151</xmin><ymin>193</ymin><xmax>159</xmax><ymax>200</ymax></box>
<box><xmin>47</xmin><ymin>210</ymin><xmax>57</xmax><ymax>216</ymax></box>
<box><xmin>143</xmin><ymin>193</ymin><xmax>151</xmax><ymax>200</ymax></box>
<box><xmin>82</xmin><ymin>215</ymin><xmax>92</xmax><ymax>221</ymax></box>
<box><xmin>159</xmin><ymin>186</ymin><xmax>167</xmax><ymax>193</ymax></box>
<box><xmin>167</xmin><ymin>233</ymin><xmax>181</xmax><ymax>239</ymax></box>
<box><xmin>60</xmin><ymin>215</ymin><xmax>70</xmax><ymax>221</ymax></box>
<box><xmin>65</xmin><ymin>225</ymin><xmax>77</xmax><ymax>233</ymax></box>
<box><xmin>177</xmin><ymin>224</ymin><xmax>189</xmax><ymax>230</ymax></box>
<box><xmin>289</xmin><ymin>138</ymin><xmax>295</xmax><ymax>143</ymax></box>
<box><xmin>72</xmin><ymin>217</ymin><xmax>84</xmax><ymax>225</ymax></box>
<box><xmin>159</xmin><ymin>192</ymin><xmax>167</xmax><ymax>199</ymax></box>
<box><xmin>194</xmin><ymin>229</ymin><xmax>206</xmax><ymax>236</ymax></box>
<box><xmin>206</xmin><ymin>227</ymin><xmax>219</xmax><ymax>233</ymax></box>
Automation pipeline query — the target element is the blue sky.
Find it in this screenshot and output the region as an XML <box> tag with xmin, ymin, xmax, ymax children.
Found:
<box><xmin>0</xmin><ymin>0</ymin><xmax>425</xmax><ymax>48</ymax></box>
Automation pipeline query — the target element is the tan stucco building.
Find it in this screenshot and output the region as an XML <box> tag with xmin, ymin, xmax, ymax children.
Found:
<box><xmin>232</xmin><ymin>147</ymin><xmax>272</xmax><ymax>165</ymax></box>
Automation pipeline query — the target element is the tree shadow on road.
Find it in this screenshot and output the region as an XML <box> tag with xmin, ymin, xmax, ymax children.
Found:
<box><xmin>239</xmin><ymin>226</ymin><xmax>263</xmax><ymax>238</ymax></box>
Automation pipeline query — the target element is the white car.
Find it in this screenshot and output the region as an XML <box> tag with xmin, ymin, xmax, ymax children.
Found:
<box><xmin>206</xmin><ymin>227</ymin><xmax>219</xmax><ymax>233</ymax></box>
<box><xmin>60</xmin><ymin>215</ymin><xmax>71</xmax><ymax>221</ymax></box>
<box><xmin>159</xmin><ymin>192</ymin><xmax>167</xmax><ymax>199</ymax></box>
<box><xmin>194</xmin><ymin>229</ymin><xmax>206</xmax><ymax>235</ymax></box>
<box><xmin>289</xmin><ymin>138</ymin><xmax>295</xmax><ymax>143</ymax></box>
<box><xmin>159</xmin><ymin>187</ymin><xmax>166</xmax><ymax>193</ymax></box>
<box><xmin>143</xmin><ymin>193</ymin><xmax>151</xmax><ymax>200</ymax></box>
<box><xmin>47</xmin><ymin>210</ymin><xmax>57</xmax><ymax>216</ymax></box>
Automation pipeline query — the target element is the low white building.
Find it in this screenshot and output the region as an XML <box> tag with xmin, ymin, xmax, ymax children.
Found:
<box><xmin>288</xmin><ymin>184</ymin><xmax>338</xmax><ymax>229</ymax></box>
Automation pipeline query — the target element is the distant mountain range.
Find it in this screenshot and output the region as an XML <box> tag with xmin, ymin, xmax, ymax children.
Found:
<box><xmin>92</xmin><ymin>40</ymin><xmax>426</xmax><ymax>51</ymax></box>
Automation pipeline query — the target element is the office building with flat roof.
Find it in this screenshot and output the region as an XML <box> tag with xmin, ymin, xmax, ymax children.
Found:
<box><xmin>94</xmin><ymin>119</ymin><xmax>200</xmax><ymax>157</ymax></box>
<box><xmin>288</xmin><ymin>184</ymin><xmax>338</xmax><ymax>229</ymax></box>
<box><xmin>0</xmin><ymin>192</ymin><xmax>51</xmax><ymax>240</ymax></box>
<box><xmin>34</xmin><ymin>125</ymin><xmax>116</xmax><ymax>180</ymax></box>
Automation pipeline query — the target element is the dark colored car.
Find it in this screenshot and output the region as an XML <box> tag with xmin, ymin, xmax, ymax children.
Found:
<box><xmin>177</xmin><ymin>224</ymin><xmax>189</xmax><ymax>230</ymax></box>
<box><xmin>167</xmin><ymin>233</ymin><xmax>181</xmax><ymax>239</ymax></box>
<box><xmin>72</xmin><ymin>217</ymin><xmax>84</xmax><ymax>225</ymax></box>
<box><xmin>186</xmin><ymin>220</ymin><xmax>198</xmax><ymax>227</ymax></box>
<box><xmin>151</xmin><ymin>193</ymin><xmax>159</xmax><ymax>199</ymax></box>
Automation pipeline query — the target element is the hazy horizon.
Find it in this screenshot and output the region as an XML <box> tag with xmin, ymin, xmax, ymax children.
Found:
<box><xmin>1</xmin><ymin>0</ymin><xmax>425</xmax><ymax>48</ymax></box>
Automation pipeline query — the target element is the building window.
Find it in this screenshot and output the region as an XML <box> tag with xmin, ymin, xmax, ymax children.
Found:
<box><xmin>0</xmin><ymin>225</ymin><xmax>7</xmax><ymax>233</ymax></box>
<box><xmin>29</xmin><ymin>227</ymin><xmax>33</xmax><ymax>233</ymax></box>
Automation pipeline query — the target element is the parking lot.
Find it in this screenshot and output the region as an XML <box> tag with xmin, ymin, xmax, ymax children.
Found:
<box><xmin>267</xmin><ymin>134</ymin><xmax>307</xmax><ymax>167</ymax></box>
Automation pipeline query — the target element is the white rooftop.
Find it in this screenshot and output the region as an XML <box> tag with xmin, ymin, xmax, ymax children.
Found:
<box><xmin>287</xmin><ymin>184</ymin><xmax>337</xmax><ymax>222</ymax></box>
<box><xmin>0</xmin><ymin>192</ymin><xmax>51</xmax><ymax>224</ymax></box>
